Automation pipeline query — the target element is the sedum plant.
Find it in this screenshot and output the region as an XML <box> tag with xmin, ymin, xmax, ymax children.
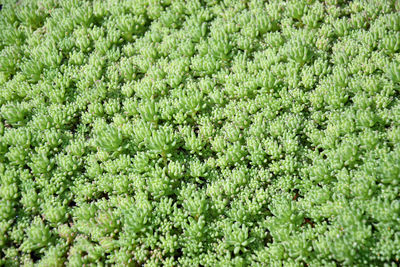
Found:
<box><xmin>0</xmin><ymin>0</ymin><xmax>400</xmax><ymax>266</ymax></box>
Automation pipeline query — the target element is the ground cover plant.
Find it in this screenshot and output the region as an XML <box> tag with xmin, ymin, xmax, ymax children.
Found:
<box><xmin>0</xmin><ymin>0</ymin><xmax>400</xmax><ymax>266</ymax></box>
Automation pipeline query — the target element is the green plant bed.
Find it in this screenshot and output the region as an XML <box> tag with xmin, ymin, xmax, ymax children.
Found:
<box><xmin>0</xmin><ymin>0</ymin><xmax>400</xmax><ymax>266</ymax></box>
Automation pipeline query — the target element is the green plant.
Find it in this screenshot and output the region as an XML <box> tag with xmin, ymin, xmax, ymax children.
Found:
<box><xmin>0</xmin><ymin>0</ymin><xmax>400</xmax><ymax>266</ymax></box>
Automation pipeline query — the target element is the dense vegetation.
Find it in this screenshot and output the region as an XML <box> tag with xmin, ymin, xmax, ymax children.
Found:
<box><xmin>0</xmin><ymin>0</ymin><xmax>400</xmax><ymax>266</ymax></box>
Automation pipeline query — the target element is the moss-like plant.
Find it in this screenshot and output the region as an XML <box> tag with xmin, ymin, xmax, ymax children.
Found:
<box><xmin>0</xmin><ymin>0</ymin><xmax>400</xmax><ymax>266</ymax></box>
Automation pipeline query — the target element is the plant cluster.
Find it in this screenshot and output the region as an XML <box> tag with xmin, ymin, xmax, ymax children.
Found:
<box><xmin>0</xmin><ymin>0</ymin><xmax>400</xmax><ymax>266</ymax></box>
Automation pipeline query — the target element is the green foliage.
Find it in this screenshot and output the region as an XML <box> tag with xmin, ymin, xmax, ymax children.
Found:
<box><xmin>0</xmin><ymin>0</ymin><xmax>400</xmax><ymax>266</ymax></box>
